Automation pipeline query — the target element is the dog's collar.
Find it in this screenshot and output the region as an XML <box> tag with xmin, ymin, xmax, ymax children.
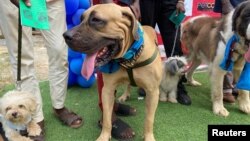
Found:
<box><xmin>97</xmin><ymin>23</ymin><xmax>144</xmax><ymax>73</ymax></box>
<box><xmin>122</xmin><ymin>23</ymin><xmax>144</xmax><ymax>60</ymax></box>
<box><xmin>5</xmin><ymin>116</ymin><xmax>32</xmax><ymax>132</ymax></box>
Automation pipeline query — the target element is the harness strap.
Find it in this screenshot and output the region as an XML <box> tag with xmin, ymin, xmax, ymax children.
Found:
<box><xmin>125</xmin><ymin>47</ymin><xmax>159</xmax><ymax>86</ymax></box>
<box><xmin>127</xmin><ymin>69</ymin><xmax>136</xmax><ymax>86</ymax></box>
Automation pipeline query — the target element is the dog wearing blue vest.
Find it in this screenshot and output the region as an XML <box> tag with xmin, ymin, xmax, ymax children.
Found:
<box><xmin>181</xmin><ymin>1</ymin><xmax>250</xmax><ymax>117</ymax></box>
<box><xmin>63</xmin><ymin>3</ymin><xmax>162</xmax><ymax>141</ymax></box>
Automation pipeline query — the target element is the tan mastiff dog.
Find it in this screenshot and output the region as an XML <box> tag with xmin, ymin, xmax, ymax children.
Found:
<box><xmin>63</xmin><ymin>3</ymin><xmax>162</xmax><ymax>141</ymax></box>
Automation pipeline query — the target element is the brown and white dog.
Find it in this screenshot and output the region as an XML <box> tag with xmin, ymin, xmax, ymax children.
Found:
<box><xmin>181</xmin><ymin>15</ymin><xmax>221</xmax><ymax>86</ymax></box>
<box><xmin>63</xmin><ymin>3</ymin><xmax>162</xmax><ymax>141</ymax></box>
<box><xmin>181</xmin><ymin>1</ymin><xmax>250</xmax><ymax>117</ymax></box>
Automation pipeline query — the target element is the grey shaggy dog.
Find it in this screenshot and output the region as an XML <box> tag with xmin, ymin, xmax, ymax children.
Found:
<box><xmin>159</xmin><ymin>56</ymin><xmax>187</xmax><ymax>103</ymax></box>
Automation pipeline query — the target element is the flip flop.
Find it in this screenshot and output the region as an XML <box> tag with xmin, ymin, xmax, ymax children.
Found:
<box><xmin>54</xmin><ymin>108</ymin><xmax>83</xmax><ymax>128</ymax></box>
<box><xmin>114</xmin><ymin>103</ymin><xmax>137</xmax><ymax>116</ymax></box>
<box><xmin>98</xmin><ymin>118</ymin><xmax>135</xmax><ymax>140</ymax></box>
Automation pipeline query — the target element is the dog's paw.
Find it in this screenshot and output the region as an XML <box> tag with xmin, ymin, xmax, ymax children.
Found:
<box><xmin>96</xmin><ymin>134</ymin><xmax>111</xmax><ymax>141</ymax></box>
<box><xmin>8</xmin><ymin>135</ymin><xmax>33</xmax><ymax>141</ymax></box>
<box><xmin>239</xmin><ymin>101</ymin><xmax>250</xmax><ymax>114</ymax></box>
<box><xmin>144</xmin><ymin>133</ymin><xmax>155</xmax><ymax>141</ymax></box>
<box><xmin>237</xmin><ymin>93</ymin><xmax>250</xmax><ymax>114</ymax></box>
<box><xmin>25</xmin><ymin>137</ymin><xmax>33</xmax><ymax>141</ymax></box>
<box><xmin>118</xmin><ymin>95</ymin><xmax>130</xmax><ymax>102</ymax></box>
<box><xmin>19</xmin><ymin>136</ymin><xmax>33</xmax><ymax>141</ymax></box>
<box><xmin>187</xmin><ymin>80</ymin><xmax>202</xmax><ymax>86</ymax></box>
<box><xmin>213</xmin><ymin>105</ymin><xmax>229</xmax><ymax>117</ymax></box>
<box><xmin>27</xmin><ymin>122</ymin><xmax>42</xmax><ymax>136</ymax></box>
<box><xmin>168</xmin><ymin>98</ymin><xmax>178</xmax><ymax>103</ymax></box>
<box><xmin>159</xmin><ymin>97</ymin><xmax>167</xmax><ymax>102</ymax></box>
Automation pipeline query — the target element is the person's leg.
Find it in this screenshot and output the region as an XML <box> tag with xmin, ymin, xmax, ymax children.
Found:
<box><xmin>0</xmin><ymin>135</ymin><xmax>3</xmax><ymax>141</ymax></box>
<box><xmin>0</xmin><ymin>0</ymin><xmax>44</xmax><ymax>123</ymax></box>
<box><xmin>139</xmin><ymin>0</ymin><xmax>157</xmax><ymax>27</ymax></box>
<box><xmin>137</xmin><ymin>0</ymin><xmax>157</xmax><ymax>97</ymax></box>
<box><xmin>157</xmin><ymin>3</ymin><xmax>182</xmax><ymax>57</ymax></box>
<box><xmin>41</xmin><ymin>0</ymin><xmax>82</xmax><ymax>128</ymax></box>
<box><xmin>157</xmin><ymin>0</ymin><xmax>191</xmax><ymax>105</ymax></box>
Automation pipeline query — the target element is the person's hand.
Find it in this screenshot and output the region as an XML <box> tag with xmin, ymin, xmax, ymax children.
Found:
<box><xmin>10</xmin><ymin>0</ymin><xmax>31</xmax><ymax>7</ymax></box>
<box><xmin>101</xmin><ymin>0</ymin><xmax>113</xmax><ymax>3</ymax></box>
<box><xmin>176</xmin><ymin>0</ymin><xmax>185</xmax><ymax>15</ymax></box>
<box><xmin>130</xmin><ymin>0</ymin><xmax>141</xmax><ymax>20</ymax></box>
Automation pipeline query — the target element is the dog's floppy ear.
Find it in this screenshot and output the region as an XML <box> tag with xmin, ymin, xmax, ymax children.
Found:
<box><xmin>232</xmin><ymin>1</ymin><xmax>247</xmax><ymax>31</ymax></box>
<box><xmin>121</xmin><ymin>7</ymin><xmax>139</xmax><ymax>40</ymax></box>
<box><xmin>165</xmin><ymin>59</ymin><xmax>178</xmax><ymax>76</ymax></box>
<box><xmin>177</xmin><ymin>60</ymin><xmax>185</xmax><ymax>68</ymax></box>
<box><xmin>24</xmin><ymin>95</ymin><xmax>37</xmax><ymax>113</ymax></box>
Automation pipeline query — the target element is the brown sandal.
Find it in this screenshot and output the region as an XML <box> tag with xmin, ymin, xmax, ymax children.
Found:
<box><xmin>54</xmin><ymin>107</ymin><xmax>83</xmax><ymax>128</ymax></box>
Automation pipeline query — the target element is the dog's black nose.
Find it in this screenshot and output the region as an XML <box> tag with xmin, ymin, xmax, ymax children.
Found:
<box><xmin>12</xmin><ymin>112</ymin><xmax>18</xmax><ymax>118</ymax></box>
<box><xmin>63</xmin><ymin>31</ymin><xmax>73</xmax><ymax>41</ymax></box>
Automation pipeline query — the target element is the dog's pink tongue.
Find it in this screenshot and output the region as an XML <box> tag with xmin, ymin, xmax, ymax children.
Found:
<box><xmin>81</xmin><ymin>53</ymin><xmax>97</xmax><ymax>80</ymax></box>
<box><xmin>245</xmin><ymin>46</ymin><xmax>250</xmax><ymax>63</ymax></box>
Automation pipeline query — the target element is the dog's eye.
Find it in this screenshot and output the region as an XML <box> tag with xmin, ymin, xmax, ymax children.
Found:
<box><xmin>88</xmin><ymin>11</ymin><xmax>106</xmax><ymax>28</ymax></box>
<box><xmin>177</xmin><ymin>61</ymin><xmax>185</xmax><ymax>68</ymax></box>
<box><xmin>89</xmin><ymin>16</ymin><xmax>106</xmax><ymax>27</ymax></box>
<box><xmin>18</xmin><ymin>104</ymin><xmax>25</xmax><ymax>108</ymax></box>
<box><xmin>5</xmin><ymin>107</ymin><xmax>11</xmax><ymax>112</ymax></box>
<box><xmin>91</xmin><ymin>17</ymin><xmax>103</xmax><ymax>23</ymax></box>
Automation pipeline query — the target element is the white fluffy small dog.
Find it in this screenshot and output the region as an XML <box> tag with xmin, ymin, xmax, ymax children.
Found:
<box><xmin>0</xmin><ymin>90</ymin><xmax>41</xmax><ymax>141</ymax></box>
<box><xmin>159</xmin><ymin>56</ymin><xmax>187</xmax><ymax>103</ymax></box>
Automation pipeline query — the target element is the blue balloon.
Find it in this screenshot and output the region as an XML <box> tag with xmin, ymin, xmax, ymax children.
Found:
<box><xmin>66</xmin><ymin>15</ymin><xmax>73</xmax><ymax>24</ymax></box>
<box><xmin>68</xmin><ymin>48</ymin><xmax>82</xmax><ymax>58</ymax></box>
<box><xmin>67</xmin><ymin>24</ymin><xmax>75</xmax><ymax>30</ymax></box>
<box><xmin>79</xmin><ymin>0</ymin><xmax>90</xmax><ymax>9</ymax></box>
<box><xmin>72</xmin><ymin>9</ymin><xmax>86</xmax><ymax>26</ymax></box>
<box><xmin>68</xmin><ymin>69</ymin><xmax>78</xmax><ymax>87</ymax></box>
<box><xmin>77</xmin><ymin>74</ymin><xmax>96</xmax><ymax>88</ymax></box>
<box><xmin>65</xmin><ymin>0</ymin><xmax>79</xmax><ymax>15</ymax></box>
<box><xmin>68</xmin><ymin>56</ymin><xmax>73</xmax><ymax>62</ymax></box>
<box><xmin>70</xmin><ymin>58</ymin><xmax>84</xmax><ymax>75</ymax></box>
<box><xmin>82</xmin><ymin>53</ymin><xmax>86</xmax><ymax>59</ymax></box>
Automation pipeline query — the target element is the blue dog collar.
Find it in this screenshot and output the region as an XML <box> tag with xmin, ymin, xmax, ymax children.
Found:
<box><xmin>123</xmin><ymin>23</ymin><xmax>144</xmax><ymax>60</ymax></box>
<box><xmin>98</xmin><ymin>23</ymin><xmax>144</xmax><ymax>73</ymax></box>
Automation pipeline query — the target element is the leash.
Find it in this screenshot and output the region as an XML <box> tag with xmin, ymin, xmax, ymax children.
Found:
<box><xmin>170</xmin><ymin>25</ymin><xmax>180</xmax><ymax>57</ymax></box>
<box><xmin>16</xmin><ymin>8</ymin><xmax>22</xmax><ymax>91</ymax></box>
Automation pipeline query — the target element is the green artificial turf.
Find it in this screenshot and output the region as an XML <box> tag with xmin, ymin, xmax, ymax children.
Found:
<box><xmin>1</xmin><ymin>72</ymin><xmax>250</xmax><ymax>141</ymax></box>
